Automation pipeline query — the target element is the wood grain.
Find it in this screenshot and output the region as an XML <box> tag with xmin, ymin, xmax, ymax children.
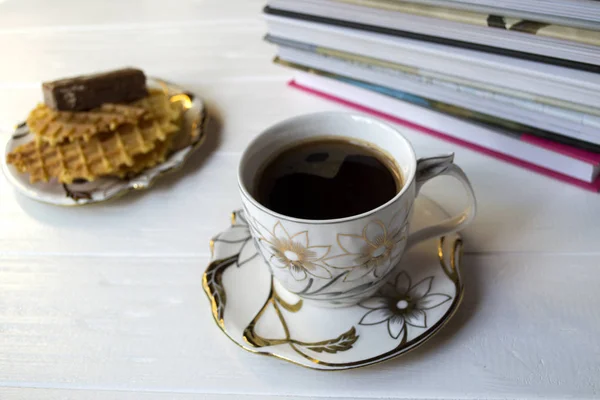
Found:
<box><xmin>1</xmin><ymin>388</ymin><xmax>368</xmax><ymax>400</ymax></box>
<box><xmin>3</xmin><ymin>148</ymin><xmax>600</xmax><ymax>255</ymax></box>
<box><xmin>1</xmin><ymin>255</ymin><xmax>600</xmax><ymax>398</ymax></box>
<box><xmin>1</xmin><ymin>0</ymin><xmax>599</xmax><ymax>398</ymax></box>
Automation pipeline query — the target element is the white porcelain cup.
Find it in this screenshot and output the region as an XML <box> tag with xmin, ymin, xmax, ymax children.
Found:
<box><xmin>238</xmin><ymin>112</ymin><xmax>476</xmax><ymax>307</ymax></box>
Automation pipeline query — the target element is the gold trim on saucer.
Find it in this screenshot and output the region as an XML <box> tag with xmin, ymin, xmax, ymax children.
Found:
<box><xmin>202</xmin><ymin>211</ymin><xmax>465</xmax><ymax>370</ymax></box>
<box><xmin>438</xmin><ymin>236</ymin><xmax>462</xmax><ymax>283</ymax></box>
<box><xmin>242</xmin><ymin>276</ymin><xmax>358</xmax><ymax>356</ymax></box>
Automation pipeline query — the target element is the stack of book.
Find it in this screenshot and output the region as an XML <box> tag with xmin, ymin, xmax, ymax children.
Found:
<box><xmin>262</xmin><ymin>0</ymin><xmax>600</xmax><ymax>191</ymax></box>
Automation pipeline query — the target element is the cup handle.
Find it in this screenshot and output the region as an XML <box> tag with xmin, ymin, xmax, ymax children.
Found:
<box><xmin>406</xmin><ymin>153</ymin><xmax>476</xmax><ymax>249</ymax></box>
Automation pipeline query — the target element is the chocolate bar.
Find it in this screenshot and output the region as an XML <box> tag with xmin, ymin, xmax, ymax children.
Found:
<box><xmin>42</xmin><ymin>68</ymin><xmax>148</xmax><ymax>111</ymax></box>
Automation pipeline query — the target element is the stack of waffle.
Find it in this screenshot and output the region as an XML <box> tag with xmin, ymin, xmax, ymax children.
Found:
<box><xmin>7</xmin><ymin>88</ymin><xmax>184</xmax><ymax>184</ymax></box>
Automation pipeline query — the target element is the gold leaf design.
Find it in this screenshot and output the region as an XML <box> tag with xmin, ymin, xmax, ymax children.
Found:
<box><xmin>298</xmin><ymin>327</ymin><xmax>359</xmax><ymax>354</ymax></box>
<box><xmin>202</xmin><ymin>255</ymin><xmax>238</xmax><ymax>328</ymax></box>
<box><xmin>274</xmin><ymin>290</ymin><xmax>303</xmax><ymax>312</ymax></box>
<box><xmin>437</xmin><ymin>237</ymin><xmax>462</xmax><ymax>284</ymax></box>
<box><xmin>243</xmin><ymin>277</ymin><xmax>358</xmax><ymax>357</ymax></box>
<box><xmin>243</xmin><ymin>281</ymin><xmax>291</xmax><ymax>348</ymax></box>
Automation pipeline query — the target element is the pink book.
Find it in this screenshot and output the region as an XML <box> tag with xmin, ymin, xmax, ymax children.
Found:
<box><xmin>289</xmin><ymin>79</ymin><xmax>600</xmax><ymax>192</ymax></box>
<box><xmin>520</xmin><ymin>134</ymin><xmax>600</xmax><ymax>165</ymax></box>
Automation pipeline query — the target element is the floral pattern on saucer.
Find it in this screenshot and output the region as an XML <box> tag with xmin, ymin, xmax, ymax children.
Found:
<box><xmin>203</xmin><ymin>196</ymin><xmax>464</xmax><ymax>370</ymax></box>
<box><xmin>359</xmin><ymin>272</ymin><xmax>452</xmax><ymax>340</ymax></box>
<box><xmin>1</xmin><ymin>78</ymin><xmax>207</xmax><ymax>206</ymax></box>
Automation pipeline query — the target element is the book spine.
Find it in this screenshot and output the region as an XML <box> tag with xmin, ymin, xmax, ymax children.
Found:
<box><xmin>264</xmin><ymin>6</ymin><xmax>600</xmax><ymax>72</ymax></box>
<box><xmin>275</xmin><ymin>56</ymin><xmax>600</xmax><ymax>157</ymax></box>
<box><xmin>263</xmin><ymin>18</ymin><xmax>600</xmax><ymax>107</ymax></box>
<box><xmin>276</xmin><ymin>46</ymin><xmax>600</xmax><ymax>143</ymax></box>
<box><xmin>287</xmin><ymin>78</ymin><xmax>600</xmax><ymax>191</ymax></box>
<box><xmin>266</xmin><ymin>34</ymin><xmax>600</xmax><ymax>117</ymax></box>
<box><xmin>336</xmin><ymin>74</ymin><xmax>600</xmax><ymax>160</ymax></box>
<box><xmin>328</xmin><ymin>0</ymin><xmax>600</xmax><ymax>46</ymax></box>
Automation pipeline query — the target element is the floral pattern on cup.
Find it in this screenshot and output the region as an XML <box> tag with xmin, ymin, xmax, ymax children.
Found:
<box><xmin>358</xmin><ymin>271</ymin><xmax>451</xmax><ymax>339</ymax></box>
<box><xmin>250</xmin><ymin>219</ymin><xmax>332</xmax><ymax>281</ymax></box>
<box><xmin>325</xmin><ymin>212</ymin><xmax>408</xmax><ymax>281</ymax></box>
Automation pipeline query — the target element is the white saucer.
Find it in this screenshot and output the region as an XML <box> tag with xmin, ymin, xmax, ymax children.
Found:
<box><xmin>203</xmin><ymin>196</ymin><xmax>464</xmax><ymax>371</ymax></box>
<box><xmin>1</xmin><ymin>78</ymin><xmax>207</xmax><ymax>206</ymax></box>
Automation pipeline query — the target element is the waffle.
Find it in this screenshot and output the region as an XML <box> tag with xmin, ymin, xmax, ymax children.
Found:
<box><xmin>113</xmin><ymin>91</ymin><xmax>186</xmax><ymax>178</ymax></box>
<box><xmin>8</xmin><ymin>108</ymin><xmax>182</xmax><ymax>184</ymax></box>
<box><xmin>114</xmin><ymin>134</ymin><xmax>175</xmax><ymax>178</ymax></box>
<box><xmin>7</xmin><ymin>88</ymin><xmax>186</xmax><ymax>183</ymax></box>
<box><xmin>27</xmin><ymin>103</ymin><xmax>148</xmax><ymax>145</ymax></box>
<box><xmin>132</xmin><ymin>88</ymin><xmax>183</xmax><ymax>121</ymax></box>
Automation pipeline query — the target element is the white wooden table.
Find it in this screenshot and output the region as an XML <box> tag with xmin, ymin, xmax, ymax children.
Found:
<box><xmin>1</xmin><ymin>1</ymin><xmax>600</xmax><ymax>399</ymax></box>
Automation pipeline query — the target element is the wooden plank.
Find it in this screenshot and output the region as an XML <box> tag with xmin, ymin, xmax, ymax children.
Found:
<box><xmin>0</xmin><ymin>1</ymin><xmax>599</xmax><ymax>398</ymax></box>
<box><xmin>3</xmin><ymin>145</ymin><xmax>600</xmax><ymax>255</ymax></box>
<box><xmin>0</xmin><ymin>388</ymin><xmax>367</xmax><ymax>400</ymax></box>
<box><xmin>0</xmin><ymin>23</ymin><xmax>282</xmax><ymax>86</ymax></box>
<box><xmin>0</xmin><ymin>254</ymin><xmax>599</xmax><ymax>398</ymax></box>
<box><xmin>0</xmin><ymin>25</ymin><xmax>599</xmax><ymax>255</ymax></box>
<box><xmin>0</xmin><ymin>0</ymin><xmax>265</xmax><ymax>31</ymax></box>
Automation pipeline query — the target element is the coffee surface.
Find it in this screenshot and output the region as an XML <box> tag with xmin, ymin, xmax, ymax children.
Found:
<box><xmin>255</xmin><ymin>138</ymin><xmax>401</xmax><ymax>220</ymax></box>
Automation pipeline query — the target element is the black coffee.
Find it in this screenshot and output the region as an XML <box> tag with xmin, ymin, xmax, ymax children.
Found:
<box><xmin>255</xmin><ymin>138</ymin><xmax>402</xmax><ymax>220</ymax></box>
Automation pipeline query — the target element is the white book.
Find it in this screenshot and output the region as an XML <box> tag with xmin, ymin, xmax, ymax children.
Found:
<box><xmin>399</xmin><ymin>0</ymin><xmax>600</xmax><ymax>29</ymax></box>
<box><xmin>265</xmin><ymin>14</ymin><xmax>600</xmax><ymax>107</ymax></box>
<box><xmin>277</xmin><ymin>46</ymin><xmax>600</xmax><ymax>144</ymax></box>
<box><xmin>268</xmin><ymin>0</ymin><xmax>600</xmax><ymax>66</ymax></box>
<box><xmin>292</xmin><ymin>70</ymin><xmax>600</xmax><ymax>182</ymax></box>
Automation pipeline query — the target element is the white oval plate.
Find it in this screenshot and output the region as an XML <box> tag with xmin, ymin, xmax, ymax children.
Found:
<box><xmin>203</xmin><ymin>196</ymin><xmax>464</xmax><ymax>370</ymax></box>
<box><xmin>1</xmin><ymin>78</ymin><xmax>207</xmax><ymax>206</ymax></box>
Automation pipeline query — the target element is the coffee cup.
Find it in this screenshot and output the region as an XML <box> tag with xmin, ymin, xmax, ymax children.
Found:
<box><xmin>238</xmin><ymin>111</ymin><xmax>476</xmax><ymax>307</ymax></box>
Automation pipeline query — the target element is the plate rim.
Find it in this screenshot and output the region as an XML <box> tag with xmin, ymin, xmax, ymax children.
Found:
<box><xmin>1</xmin><ymin>77</ymin><xmax>208</xmax><ymax>206</ymax></box>
<box><xmin>202</xmin><ymin>199</ymin><xmax>465</xmax><ymax>371</ymax></box>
